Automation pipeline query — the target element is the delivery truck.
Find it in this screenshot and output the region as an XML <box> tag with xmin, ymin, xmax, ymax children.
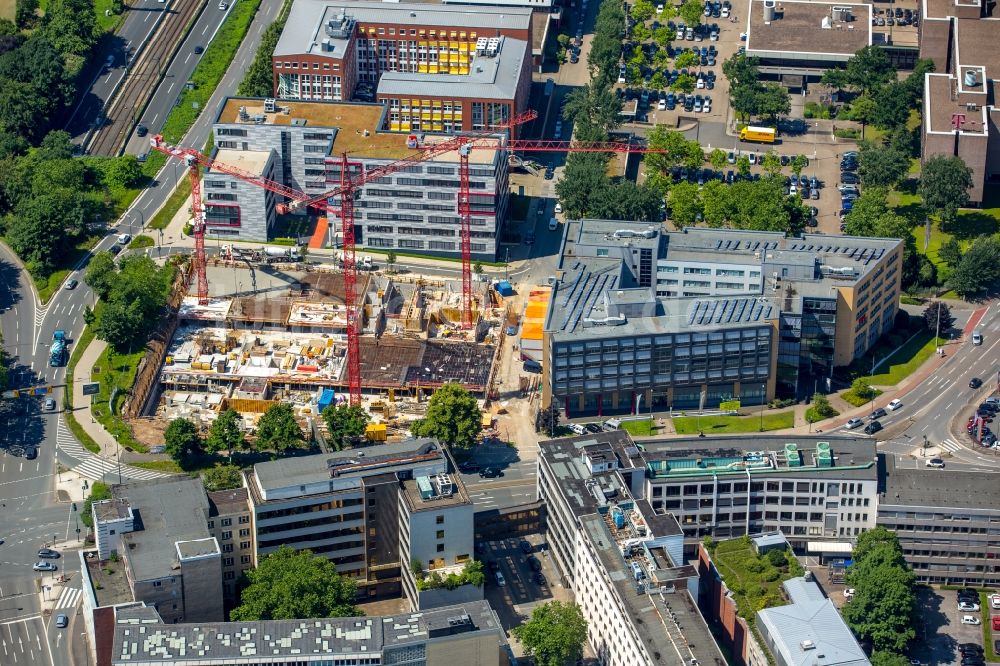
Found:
<box><xmin>738</xmin><ymin>126</ymin><xmax>777</xmax><ymax>143</ymax></box>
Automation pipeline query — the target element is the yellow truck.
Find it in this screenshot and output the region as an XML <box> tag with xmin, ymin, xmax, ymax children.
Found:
<box><xmin>739</xmin><ymin>126</ymin><xmax>777</xmax><ymax>143</ymax></box>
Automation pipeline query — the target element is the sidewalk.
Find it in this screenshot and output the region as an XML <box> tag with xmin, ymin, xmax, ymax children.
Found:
<box><xmin>70</xmin><ymin>335</ymin><xmax>120</xmax><ymax>460</ymax></box>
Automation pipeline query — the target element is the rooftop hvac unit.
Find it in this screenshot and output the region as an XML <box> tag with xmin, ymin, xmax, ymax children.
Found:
<box><xmin>964</xmin><ymin>69</ymin><xmax>979</xmax><ymax>87</ymax></box>
<box><xmin>264</xmin><ymin>98</ymin><xmax>276</xmax><ymax>113</ymax></box>
<box><xmin>433</xmin><ymin>473</ymin><xmax>453</xmax><ymax>496</ymax></box>
<box><xmin>831</xmin><ymin>6</ymin><xmax>852</xmax><ymax>21</ymax></box>
<box><xmin>763</xmin><ymin>0</ymin><xmax>776</xmax><ymax>22</ymax></box>
<box><xmin>238</xmin><ymin>106</ymin><xmax>249</xmax><ymax>121</ymax></box>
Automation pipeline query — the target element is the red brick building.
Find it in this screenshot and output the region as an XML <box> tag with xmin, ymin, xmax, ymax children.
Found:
<box><xmin>271</xmin><ymin>1</ymin><xmax>533</xmax><ymax>135</ymax></box>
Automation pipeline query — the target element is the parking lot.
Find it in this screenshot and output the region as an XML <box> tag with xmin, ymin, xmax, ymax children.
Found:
<box><xmin>480</xmin><ymin>534</ymin><xmax>570</xmax><ymax>631</ymax></box>
<box><xmin>909</xmin><ymin>587</ymin><xmax>993</xmax><ymax>666</ymax></box>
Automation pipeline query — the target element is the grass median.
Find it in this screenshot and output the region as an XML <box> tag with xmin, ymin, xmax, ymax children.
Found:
<box><xmin>63</xmin><ymin>321</ymin><xmax>102</xmax><ymax>454</ymax></box>
<box><xmin>91</xmin><ymin>344</ymin><xmax>148</xmax><ymax>454</ymax></box>
<box><xmin>673</xmin><ymin>410</ymin><xmax>794</xmax><ymax>434</ymax></box>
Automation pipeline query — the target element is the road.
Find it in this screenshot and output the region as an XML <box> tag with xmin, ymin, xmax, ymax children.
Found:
<box><xmin>825</xmin><ymin>302</ymin><xmax>1000</xmax><ymax>474</ymax></box>
<box><xmin>65</xmin><ymin>0</ymin><xmax>172</xmax><ymax>144</ymax></box>
<box><xmin>122</xmin><ymin>0</ymin><xmax>243</xmax><ymax>157</ymax></box>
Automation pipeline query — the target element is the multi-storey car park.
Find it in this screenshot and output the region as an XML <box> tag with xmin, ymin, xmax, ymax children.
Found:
<box><xmin>271</xmin><ymin>0</ymin><xmax>533</xmax><ymax>130</ymax></box>
<box><xmin>541</xmin><ymin>223</ymin><xmax>903</xmax><ymax>416</ymax></box>
<box><xmin>207</xmin><ymin>98</ymin><xmax>509</xmax><ymax>258</ymax></box>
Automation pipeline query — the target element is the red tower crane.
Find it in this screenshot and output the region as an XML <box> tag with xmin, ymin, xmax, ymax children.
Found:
<box><xmin>147</xmin><ymin>110</ymin><xmax>536</xmax><ymax>405</ymax></box>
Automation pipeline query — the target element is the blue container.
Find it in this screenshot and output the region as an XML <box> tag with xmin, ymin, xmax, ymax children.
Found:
<box><xmin>496</xmin><ymin>280</ymin><xmax>514</xmax><ymax>297</ymax></box>
<box><xmin>318</xmin><ymin>388</ymin><xmax>335</xmax><ymax>412</ymax></box>
<box><xmin>612</xmin><ymin>507</ymin><xmax>625</xmax><ymax>529</ymax></box>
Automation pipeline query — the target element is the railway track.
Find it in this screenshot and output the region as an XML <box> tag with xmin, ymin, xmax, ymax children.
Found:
<box><xmin>87</xmin><ymin>0</ymin><xmax>205</xmax><ymax>156</ymax></box>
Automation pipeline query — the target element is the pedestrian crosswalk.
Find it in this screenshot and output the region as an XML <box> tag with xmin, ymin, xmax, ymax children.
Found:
<box><xmin>939</xmin><ymin>438</ymin><xmax>964</xmax><ymax>453</ymax></box>
<box><xmin>56</xmin><ymin>417</ymin><xmax>169</xmax><ymax>481</ymax></box>
<box><xmin>54</xmin><ymin>587</ymin><xmax>82</xmax><ymax>610</ymax></box>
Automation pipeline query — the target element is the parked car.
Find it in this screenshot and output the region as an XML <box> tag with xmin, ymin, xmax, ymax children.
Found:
<box><xmin>135</xmin><ymin>124</ymin><xmax>148</xmax><ymax>137</ymax></box>
<box><xmin>33</xmin><ymin>561</ymin><xmax>57</xmax><ymax>571</ymax></box>
<box><xmin>527</xmin><ymin>556</ymin><xmax>542</xmax><ymax>572</ymax></box>
<box><xmin>844</xmin><ymin>588</ymin><xmax>855</xmax><ymax>599</ymax></box>
<box><xmin>533</xmin><ymin>571</ymin><xmax>546</xmax><ymax>585</ymax></box>
<box><xmin>958</xmin><ymin>601</ymin><xmax>980</xmax><ymax>612</ymax></box>
<box><xmin>962</xmin><ymin>616</ymin><xmax>982</xmax><ymax>626</ymax></box>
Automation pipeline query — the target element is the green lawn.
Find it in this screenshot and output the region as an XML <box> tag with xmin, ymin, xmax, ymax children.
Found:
<box><xmin>0</xmin><ymin>0</ymin><xmax>13</xmax><ymax>20</ymax></box>
<box><xmin>31</xmin><ymin>235</ymin><xmax>102</xmax><ymax>303</ymax></box>
<box><xmin>148</xmin><ymin>175</ymin><xmax>191</xmax><ymax>230</ymax></box>
<box><xmin>90</xmin><ymin>344</ymin><xmax>149</xmax><ymax>453</ymax></box>
<box><xmin>63</xmin><ymin>321</ymin><xmax>101</xmax><ymax>454</ymax></box>
<box><xmin>841</xmin><ymin>387</ymin><xmax>883</xmax><ymax>408</ymax></box>
<box><xmin>131</xmin><ymin>460</ymin><xmax>185</xmax><ymax>474</ymax></box>
<box><xmin>672</xmin><ymin>410</ymin><xmax>794</xmax><ymax>434</ymax></box>
<box><xmin>710</xmin><ymin>537</ymin><xmax>803</xmax><ymax>620</ymax></box>
<box><xmin>620</xmin><ymin>419</ymin><xmax>655</xmax><ymax>436</ymax></box>
<box><xmin>867</xmin><ymin>331</ymin><xmax>937</xmax><ymax>387</ymax></box>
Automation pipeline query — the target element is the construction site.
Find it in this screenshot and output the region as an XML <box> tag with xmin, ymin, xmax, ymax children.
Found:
<box><xmin>133</xmin><ymin>260</ymin><xmax>516</xmax><ymax>446</ymax></box>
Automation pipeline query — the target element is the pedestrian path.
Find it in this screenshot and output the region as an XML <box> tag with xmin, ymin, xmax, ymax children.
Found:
<box><xmin>54</xmin><ymin>587</ymin><xmax>82</xmax><ymax>610</ymax></box>
<box><xmin>56</xmin><ymin>417</ymin><xmax>167</xmax><ymax>481</ymax></box>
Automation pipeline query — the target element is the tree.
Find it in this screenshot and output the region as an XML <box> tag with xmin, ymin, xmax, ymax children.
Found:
<box><xmin>708</xmin><ymin>148</ymin><xmax>727</xmax><ymax>171</ymax></box>
<box><xmin>805</xmin><ymin>393</ymin><xmax>838</xmax><ymax>423</ymax></box>
<box><xmin>844</xmin><ymin>46</ymin><xmax>896</xmax><ymax>93</ymax></box>
<box><xmin>94</xmin><ymin>298</ymin><xmax>145</xmax><ymax>350</ymax></box>
<box><xmin>5</xmin><ymin>188</ymin><xmax>94</xmax><ymax>276</ymax></box>
<box><xmin>630</xmin><ymin>0</ymin><xmax>655</xmax><ymax>22</ymax></box>
<box><xmin>674</xmin><ymin>50</ymin><xmax>698</xmax><ymax>69</ymax></box>
<box><xmin>723</xmin><ymin>53</ymin><xmax>760</xmax><ymax>89</ymax></box>
<box><xmin>871</xmin><ymin>652</ymin><xmax>912</xmax><ymax>666</ymax></box>
<box><xmin>759</xmin><ymin>151</ymin><xmax>781</xmax><ymax>177</ymax></box>
<box><xmin>239</xmin><ymin>14</ymin><xmax>286</xmax><ymax>96</ymax></box>
<box><xmin>230</xmin><ymin>546</ymin><xmax>361</xmax><ymax>621</ymax></box>
<box><xmin>853</xmin><ymin>526</ymin><xmax>904</xmax><ymax>563</ymax></box>
<box><xmin>255</xmin><ymin>403</ymin><xmax>304</xmax><ymax>453</ymax></box>
<box><xmin>870</xmin><ymin>82</ymin><xmax>911</xmax><ymax>130</ymax></box>
<box><xmin>15</xmin><ymin>0</ymin><xmax>38</xmax><ymax>28</ymax></box>
<box><xmin>555</xmin><ymin>152</ymin><xmax>610</xmax><ymax>218</ymax></box>
<box><xmin>590</xmin><ymin>181</ymin><xmax>663</xmax><ymax>222</ymax></box>
<box><xmin>653</xmin><ymin>26</ymin><xmax>674</xmax><ymax>47</ymax></box>
<box><xmin>562</xmin><ymin>79</ymin><xmax>622</xmax><ymax>134</ymax></box>
<box><xmin>473</xmin><ymin>261</ymin><xmax>484</xmax><ymax>275</ymax></box>
<box><xmin>819</xmin><ymin>67</ymin><xmax>851</xmax><ymax>93</ymax></box>
<box><xmin>922</xmin><ymin>301</ymin><xmax>954</xmax><ymax>333</ymax></box>
<box><xmin>536</xmin><ymin>404</ymin><xmax>560</xmax><ymax>435</ymax></box>
<box><xmin>589</xmin><ymin>0</ymin><xmax>625</xmax><ymax>77</ymax></box>
<box><xmin>322</xmin><ymin>403</ymin><xmax>369</xmax><ymax>450</ymax></box>
<box><xmin>649</xmin><ymin>70</ymin><xmax>667</xmax><ymax>91</ymax></box>
<box><xmin>80</xmin><ymin>481</ymin><xmax>111</xmax><ymax>529</ymax></box>
<box><xmin>736</xmin><ymin>154</ymin><xmax>751</xmax><ymax>177</ymax></box>
<box><xmin>754</xmin><ymin>83</ymin><xmax>791</xmax><ymax>120</ymax></box>
<box><xmin>385</xmin><ymin>250</ymin><xmax>397</xmax><ymax>272</ymax></box>
<box><xmin>919</xmin><ymin>155</ymin><xmax>973</xmax><ymax>224</ymax></box>
<box><xmin>671</xmin><ymin>73</ymin><xmax>696</xmax><ymax>94</ymax></box>
<box><xmin>858</xmin><ymin>142</ymin><xmax>909</xmax><ymax>189</ymax></box>
<box><xmin>844</xmin><ymin>94</ymin><xmax>877</xmax><ymax>127</ymax></box>
<box><xmin>101</xmin><ymin>155</ymin><xmax>143</xmax><ymax>190</ymax></box>
<box><xmin>95</xmin><ymin>256</ymin><xmax>174</xmax><ymax>350</ymax></box>
<box><xmin>512</xmin><ymin>601</ymin><xmax>588</xmax><ymax>666</ymax></box>
<box><xmin>84</xmin><ymin>251</ymin><xmax>118</xmax><ymax>299</ymax></box>
<box><xmin>948</xmin><ymin>236</ymin><xmax>1000</xmax><ymax>297</ymax></box>
<box><xmin>938</xmin><ymin>238</ymin><xmax>962</xmax><ymax>269</ymax></box>
<box><xmin>201</xmin><ymin>463</ymin><xmax>243</xmax><ymax>491</ymax></box>
<box><xmin>411</xmin><ymin>382</ymin><xmax>481</xmax><ymax>449</ymax></box>
<box><xmin>849</xmin><ymin>377</ymin><xmax>877</xmax><ymax>402</ymax></box>
<box><xmin>668</xmin><ymin>181</ymin><xmax>702</xmax><ymax>225</ymax></box>
<box><xmin>789</xmin><ymin>154</ymin><xmax>808</xmax><ymax>179</ymax></box>
<box><xmin>40</xmin><ymin>0</ymin><xmax>96</xmax><ymax>57</ymax></box>
<box><xmin>206</xmin><ymin>408</ymin><xmax>245</xmax><ymax>455</ymax></box>
<box><xmin>646</xmin><ymin>126</ymin><xmax>698</xmax><ymax>172</ymax></box>
<box><xmin>164</xmin><ymin>418</ymin><xmax>201</xmax><ymax>467</ymax></box>
<box><xmin>679</xmin><ymin>0</ymin><xmax>703</xmax><ymax>26</ymax></box>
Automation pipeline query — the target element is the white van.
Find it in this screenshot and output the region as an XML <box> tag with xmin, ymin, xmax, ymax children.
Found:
<box><xmin>117</xmin><ymin>233</ymin><xmax>131</xmax><ymax>245</ymax></box>
<box><xmin>548</xmin><ymin>217</ymin><xmax>559</xmax><ymax>231</ymax></box>
<box><xmin>973</xmin><ymin>329</ymin><xmax>984</xmax><ymax>345</ymax></box>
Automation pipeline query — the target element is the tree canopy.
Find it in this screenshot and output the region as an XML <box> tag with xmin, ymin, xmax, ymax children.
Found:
<box><xmin>723</xmin><ymin>54</ymin><xmax>790</xmax><ymax>121</ymax></box>
<box><xmin>919</xmin><ymin>155</ymin><xmax>973</xmax><ymax>223</ymax></box>
<box><xmin>858</xmin><ymin>141</ymin><xmax>909</xmax><ymax>189</ymax></box>
<box><xmin>201</xmin><ymin>463</ymin><xmax>244</xmax><ymax>491</ymax></box>
<box><xmin>206</xmin><ymin>408</ymin><xmax>246</xmax><ymax>455</ymax></box>
<box><xmin>164</xmin><ymin>418</ymin><xmax>201</xmax><ymax>467</ymax></box>
<box><xmin>230</xmin><ymin>546</ymin><xmax>361</xmax><ymax>621</ymax></box>
<box><xmin>322</xmin><ymin>403</ymin><xmax>369</xmax><ymax>450</ymax></box>
<box><xmin>922</xmin><ymin>302</ymin><xmax>954</xmax><ymax>334</ymax></box>
<box><xmin>255</xmin><ymin>403</ymin><xmax>305</xmax><ymax>453</ymax></box>
<box><xmin>93</xmin><ymin>255</ymin><xmax>175</xmax><ymax>351</ymax></box>
<box><xmin>411</xmin><ymin>383</ymin><xmax>481</xmax><ymax>449</ymax></box>
<box><xmin>842</xmin><ymin>527</ymin><xmax>916</xmax><ymax>654</ymax></box>
<box><xmin>512</xmin><ymin>601</ymin><xmax>588</xmax><ymax>666</ymax></box>
<box><xmin>948</xmin><ymin>235</ymin><xmax>1000</xmax><ymax>297</ymax></box>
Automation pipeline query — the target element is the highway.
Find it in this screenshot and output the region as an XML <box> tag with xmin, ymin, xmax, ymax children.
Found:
<box><xmin>122</xmin><ymin>0</ymin><xmax>242</xmax><ymax>157</ymax></box>
<box><xmin>65</xmin><ymin>0</ymin><xmax>172</xmax><ymax>144</ymax></box>
<box><xmin>87</xmin><ymin>0</ymin><xmax>208</xmax><ymax>156</ymax></box>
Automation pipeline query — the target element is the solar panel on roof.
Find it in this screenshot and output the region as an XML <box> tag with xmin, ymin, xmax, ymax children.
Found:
<box><xmin>751</xmin><ymin>303</ymin><xmax>762</xmax><ymax>320</ymax></box>
<box><xmin>752</xmin><ymin>242</ymin><xmax>760</xmax><ymax>250</ymax></box>
<box><xmin>723</xmin><ymin>300</ymin><xmax>736</xmax><ymax>323</ymax></box>
<box><xmin>716</xmin><ymin>240</ymin><xmax>722</xmax><ymax>249</ymax></box>
<box><xmin>704</xmin><ymin>301</ymin><xmax>718</xmax><ymax>325</ymax></box>
<box><xmin>734</xmin><ymin>298</ymin><xmax>748</xmax><ymax>322</ymax></box>
<box><xmin>875</xmin><ymin>248</ymin><xmax>885</xmax><ymax>260</ymax></box>
<box><xmin>763</xmin><ymin>305</ymin><xmax>773</xmax><ymax>318</ymax></box>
